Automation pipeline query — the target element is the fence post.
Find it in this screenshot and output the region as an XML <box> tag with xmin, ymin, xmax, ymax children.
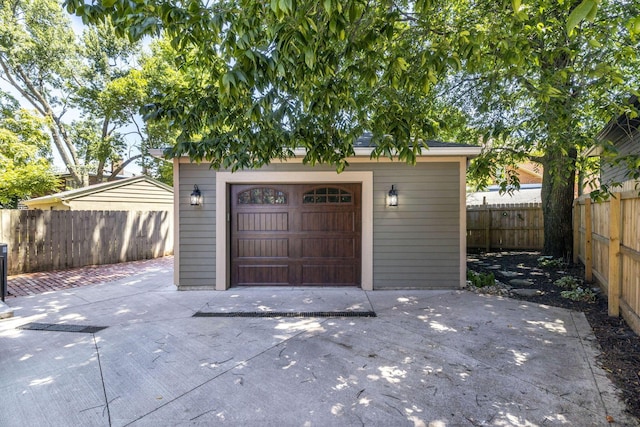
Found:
<box><xmin>484</xmin><ymin>204</ymin><xmax>491</xmax><ymax>252</ymax></box>
<box><xmin>584</xmin><ymin>198</ymin><xmax>593</xmax><ymax>282</ymax></box>
<box><xmin>607</xmin><ymin>193</ymin><xmax>621</xmax><ymax>317</ymax></box>
<box><xmin>572</xmin><ymin>199</ymin><xmax>579</xmax><ymax>264</ymax></box>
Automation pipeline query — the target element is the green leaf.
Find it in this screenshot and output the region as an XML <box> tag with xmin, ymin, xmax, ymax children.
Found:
<box><xmin>101</xmin><ymin>0</ymin><xmax>117</xmax><ymax>7</ymax></box>
<box><xmin>585</xmin><ymin>2</ymin><xmax>598</xmax><ymax>21</ymax></box>
<box><xmin>587</xmin><ymin>38</ymin><xmax>601</xmax><ymax>48</ymax></box>
<box><xmin>323</xmin><ymin>0</ymin><xmax>331</xmax><ymax>14</ymax></box>
<box><xmin>566</xmin><ymin>0</ymin><xmax>595</xmax><ymax>34</ymax></box>
<box><xmin>511</xmin><ymin>0</ymin><xmax>521</xmax><ymax>13</ymax></box>
<box><xmin>304</xmin><ymin>48</ymin><xmax>315</xmax><ymax>69</ymax></box>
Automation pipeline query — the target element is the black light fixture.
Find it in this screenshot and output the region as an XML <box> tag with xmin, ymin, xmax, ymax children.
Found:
<box><xmin>190</xmin><ymin>185</ymin><xmax>202</xmax><ymax>206</ymax></box>
<box><xmin>387</xmin><ymin>185</ymin><xmax>398</xmax><ymax>207</ymax></box>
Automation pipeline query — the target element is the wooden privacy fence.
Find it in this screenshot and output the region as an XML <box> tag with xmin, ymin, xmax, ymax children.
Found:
<box><xmin>574</xmin><ymin>192</ymin><xmax>640</xmax><ymax>335</ymax></box>
<box><xmin>467</xmin><ymin>203</ymin><xmax>544</xmax><ymax>251</ymax></box>
<box><xmin>0</xmin><ymin>210</ymin><xmax>173</xmax><ymax>276</ymax></box>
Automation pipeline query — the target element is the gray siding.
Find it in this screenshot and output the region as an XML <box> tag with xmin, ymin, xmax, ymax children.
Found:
<box><xmin>602</xmin><ymin>126</ymin><xmax>640</xmax><ymax>185</ymax></box>
<box><xmin>364</xmin><ymin>162</ymin><xmax>460</xmax><ymax>289</ymax></box>
<box><xmin>177</xmin><ymin>160</ymin><xmax>462</xmax><ymax>290</ymax></box>
<box><xmin>70</xmin><ymin>181</ymin><xmax>173</xmax><ymax>211</ymax></box>
<box><xmin>177</xmin><ymin>163</ymin><xmax>216</xmax><ymax>289</ymax></box>
<box><xmin>250</xmin><ymin>161</ymin><xmax>462</xmax><ymax>288</ymax></box>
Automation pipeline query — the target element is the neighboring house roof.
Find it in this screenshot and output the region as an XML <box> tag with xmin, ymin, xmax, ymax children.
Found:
<box><xmin>466</xmin><ymin>184</ymin><xmax>542</xmax><ymax>206</ymax></box>
<box><xmin>513</xmin><ymin>162</ymin><xmax>543</xmax><ymax>183</ymax></box>
<box><xmin>23</xmin><ymin>175</ymin><xmax>173</xmax><ymax>207</ymax></box>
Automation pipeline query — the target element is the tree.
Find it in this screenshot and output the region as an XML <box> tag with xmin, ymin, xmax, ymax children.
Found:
<box><xmin>0</xmin><ymin>0</ymin><xmax>159</xmax><ymax>187</ymax></box>
<box><xmin>67</xmin><ymin>0</ymin><xmax>470</xmax><ymax>171</ymax></box>
<box><xmin>442</xmin><ymin>0</ymin><xmax>639</xmax><ymax>258</ymax></box>
<box><xmin>1</xmin><ymin>0</ymin><xmax>84</xmax><ymax>186</ymax></box>
<box><xmin>0</xmin><ymin>93</ymin><xmax>59</xmax><ymax>207</ymax></box>
<box><xmin>64</xmin><ymin>0</ymin><xmax>639</xmax><ymax>257</ymax></box>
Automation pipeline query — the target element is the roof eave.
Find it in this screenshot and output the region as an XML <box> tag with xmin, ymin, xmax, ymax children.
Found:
<box><xmin>22</xmin><ymin>197</ymin><xmax>62</xmax><ymax>206</ymax></box>
<box><xmin>346</xmin><ymin>146</ymin><xmax>481</xmax><ymax>158</ymax></box>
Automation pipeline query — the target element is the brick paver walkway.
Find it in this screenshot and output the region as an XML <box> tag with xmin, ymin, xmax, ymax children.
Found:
<box><xmin>6</xmin><ymin>256</ymin><xmax>173</xmax><ymax>298</ymax></box>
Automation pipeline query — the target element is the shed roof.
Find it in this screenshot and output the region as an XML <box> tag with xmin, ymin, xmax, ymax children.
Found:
<box><xmin>353</xmin><ymin>131</ymin><xmax>477</xmax><ymax>149</ymax></box>
<box><xmin>24</xmin><ymin>175</ymin><xmax>172</xmax><ymax>206</ymax></box>
<box><xmin>151</xmin><ymin>133</ymin><xmax>481</xmax><ymax>160</ymax></box>
<box><xmin>596</xmin><ymin>95</ymin><xmax>640</xmax><ymax>143</ymax></box>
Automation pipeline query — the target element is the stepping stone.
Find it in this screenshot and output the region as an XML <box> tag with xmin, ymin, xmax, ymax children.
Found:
<box><xmin>498</xmin><ymin>270</ymin><xmax>519</xmax><ymax>278</ymax></box>
<box><xmin>509</xmin><ymin>278</ymin><xmax>534</xmax><ymax>286</ymax></box>
<box><xmin>486</xmin><ymin>265</ymin><xmax>502</xmax><ymax>270</ymax></box>
<box><xmin>512</xmin><ymin>289</ymin><xmax>543</xmax><ymax>297</ymax></box>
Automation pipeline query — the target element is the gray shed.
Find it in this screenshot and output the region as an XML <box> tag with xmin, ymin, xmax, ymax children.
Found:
<box><xmin>166</xmin><ymin>141</ymin><xmax>481</xmax><ymax>291</ymax></box>
<box><xmin>591</xmin><ymin>95</ymin><xmax>640</xmax><ymax>192</ymax></box>
<box><xmin>23</xmin><ymin>175</ymin><xmax>173</xmax><ymax>211</ymax></box>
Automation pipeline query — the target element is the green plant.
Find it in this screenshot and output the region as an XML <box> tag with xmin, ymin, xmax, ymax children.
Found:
<box><xmin>554</xmin><ymin>276</ymin><xmax>580</xmax><ymax>289</ymax></box>
<box><xmin>560</xmin><ymin>287</ymin><xmax>596</xmax><ymax>303</ymax></box>
<box><xmin>537</xmin><ymin>256</ymin><xmax>565</xmax><ymax>268</ymax></box>
<box><xmin>467</xmin><ymin>270</ymin><xmax>495</xmax><ymax>288</ymax></box>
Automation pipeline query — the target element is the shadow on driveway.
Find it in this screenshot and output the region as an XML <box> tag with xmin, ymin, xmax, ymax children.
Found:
<box><xmin>0</xmin><ymin>264</ymin><xmax>637</xmax><ymax>426</ymax></box>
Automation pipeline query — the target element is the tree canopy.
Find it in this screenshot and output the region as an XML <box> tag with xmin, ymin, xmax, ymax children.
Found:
<box><xmin>0</xmin><ymin>0</ymin><xmax>175</xmax><ymax>188</ymax></box>
<box><xmin>0</xmin><ymin>93</ymin><xmax>59</xmax><ymax>207</ymax></box>
<box><xmin>66</xmin><ymin>0</ymin><xmax>483</xmax><ymax>171</ymax></box>
<box><xmin>62</xmin><ymin>0</ymin><xmax>640</xmax><ymax>257</ymax></box>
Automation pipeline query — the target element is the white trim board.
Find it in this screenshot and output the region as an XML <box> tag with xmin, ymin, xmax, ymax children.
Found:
<box><xmin>216</xmin><ymin>171</ymin><xmax>374</xmax><ymax>291</ymax></box>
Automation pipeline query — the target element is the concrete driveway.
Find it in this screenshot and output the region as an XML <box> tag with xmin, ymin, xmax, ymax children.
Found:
<box><xmin>0</xmin><ymin>263</ymin><xmax>636</xmax><ymax>426</ymax></box>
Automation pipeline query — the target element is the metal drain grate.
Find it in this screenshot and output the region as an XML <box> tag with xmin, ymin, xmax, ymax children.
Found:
<box><xmin>17</xmin><ymin>322</ymin><xmax>107</xmax><ymax>334</ymax></box>
<box><xmin>193</xmin><ymin>311</ymin><xmax>376</xmax><ymax>318</ymax></box>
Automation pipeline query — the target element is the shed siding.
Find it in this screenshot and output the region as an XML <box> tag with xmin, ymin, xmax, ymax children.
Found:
<box><xmin>177</xmin><ymin>160</ymin><xmax>462</xmax><ymax>290</ymax></box>
<box><xmin>69</xmin><ymin>181</ymin><xmax>173</xmax><ymax>211</ymax></box>
<box><xmin>177</xmin><ymin>164</ymin><xmax>216</xmax><ymax>289</ymax></box>
<box><xmin>366</xmin><ymin>162</ymin><xmax>460</xmax><ymax>289</ymax></box>
<box><xmin>601</xmin><ymin>126</ymin><xmax>640</xmax><ymax>186</ymax></box>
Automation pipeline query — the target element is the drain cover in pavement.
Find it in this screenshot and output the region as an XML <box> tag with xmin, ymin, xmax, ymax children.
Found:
<box><xmin>193</xmin><ymin>311</ymin><xmax>376</xmax><ymax>318</ymax></box>
<box><xmin>17</xmin><ymin>322</ymin><xmax>107</xmax><ymax>334</ymax></box>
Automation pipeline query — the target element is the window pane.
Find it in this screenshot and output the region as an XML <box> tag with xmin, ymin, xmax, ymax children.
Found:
<box><xmin>303</xmin><ymin>187</ymin><xmax>352</xmax><ymax>203</ymax></box>
<box><xmin>239</xmin><ymin>188</ymin><xmax>287</xmax><ymax>204</ymax></box>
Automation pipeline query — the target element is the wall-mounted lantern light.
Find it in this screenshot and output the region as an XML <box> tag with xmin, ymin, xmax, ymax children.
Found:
<box><xmin>190</xmin><ymin>185</ymin><xmax>202</xmax><ymax>206</ymax></box>
<box><xmin>387</xmin><ymin>185</ymin><xmax>398</xmax><ymax>207</ymax></box>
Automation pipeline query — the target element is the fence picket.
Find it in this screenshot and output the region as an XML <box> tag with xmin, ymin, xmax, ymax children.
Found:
<box><xmin>574</xmin><ymin>191</ymin><xmax>640</xmax><ymax>336</ymax></box>
<box><xmin>467</xmin><ymin>203</ymin><xmax>544</xmax><ymax>250</ymax></box>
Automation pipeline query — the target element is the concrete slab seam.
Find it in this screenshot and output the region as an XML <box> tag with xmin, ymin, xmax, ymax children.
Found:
<box><xmin>93</xmin><ymin>334</ymin><xmax>112</xmax><ymax>425</ymax></box>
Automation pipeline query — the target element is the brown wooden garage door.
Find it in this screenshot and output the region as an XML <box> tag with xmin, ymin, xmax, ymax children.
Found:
<box><xmin>231</xmin><ymin>183</ymin><xmax>361</xmax><ymax>286</ymax></box>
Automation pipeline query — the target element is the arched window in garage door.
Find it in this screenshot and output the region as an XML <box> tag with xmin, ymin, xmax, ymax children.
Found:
<box><xmin>237</xmin><ymin>187</ymin><xmax>287</xmax><ymax>205</ymax></box>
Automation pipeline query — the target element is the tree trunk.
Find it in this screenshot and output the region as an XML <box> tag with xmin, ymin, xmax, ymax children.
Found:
<box><xmin>541</xmin><ymin>149</ymin><xmax>577</xmax><ymax>260</ymax></box>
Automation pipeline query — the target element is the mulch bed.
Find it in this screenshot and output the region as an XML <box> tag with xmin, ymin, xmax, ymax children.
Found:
<box><xmin>467</xmin><ymin>251</ymin><xmax>640</xmax><ymax>420</ymax></box>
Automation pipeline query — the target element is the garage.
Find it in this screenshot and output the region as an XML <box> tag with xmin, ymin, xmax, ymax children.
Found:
<box><xmin>230</xmin><ymin>183</ymin><xmax>361</xmax><ymax>286</ymax></box>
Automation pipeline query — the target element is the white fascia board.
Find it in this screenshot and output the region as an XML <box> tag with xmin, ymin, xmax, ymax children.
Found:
<box><xmin>149</xmin><ymin>148</ymin><xmax>166</xmax><ymax>159</ymax></box>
